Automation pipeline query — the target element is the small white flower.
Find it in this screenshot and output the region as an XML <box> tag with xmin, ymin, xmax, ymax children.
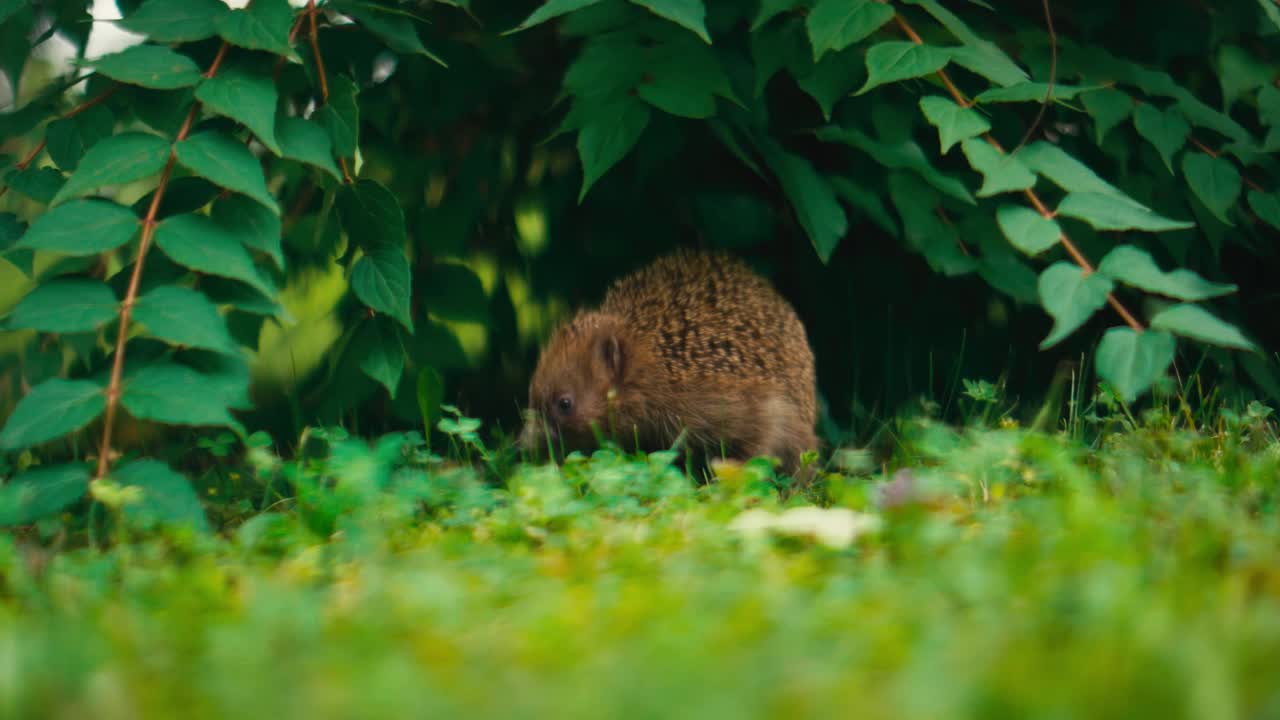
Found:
<box><xmin>728</xmin><ymin>506</ymin><xmax>882</xmax><ymax>549</ymax></box>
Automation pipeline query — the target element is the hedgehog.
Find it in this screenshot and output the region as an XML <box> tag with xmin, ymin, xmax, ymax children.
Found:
<box><xmin>518</xmin><ymin>249</ymin><xmax>818</xmax><ymax>476</ymax></box>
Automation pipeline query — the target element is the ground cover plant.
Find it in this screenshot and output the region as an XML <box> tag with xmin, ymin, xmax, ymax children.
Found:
<box><xmin>1</xmin><ymin>0</ymin><xmax>1280</xmax><ymax>716</ymax></box>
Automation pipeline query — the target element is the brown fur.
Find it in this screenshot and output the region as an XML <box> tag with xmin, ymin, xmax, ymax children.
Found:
<box><xmin>519</xmin><ymin>249</ymin><xmax>818</xmax><ymax>475</ymax></box>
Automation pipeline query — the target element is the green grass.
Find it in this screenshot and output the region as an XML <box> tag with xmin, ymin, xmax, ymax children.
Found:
<box><xmin>2</xmin><ymin>400</ymin><xmax>1280</xmax><ymax>719</ymax></box>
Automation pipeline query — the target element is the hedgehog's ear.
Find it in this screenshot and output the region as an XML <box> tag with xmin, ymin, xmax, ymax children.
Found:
<box><xmin>599</xmin><ymin>334</ymin><xmax>625</xmax><ymax>382</ymax></box>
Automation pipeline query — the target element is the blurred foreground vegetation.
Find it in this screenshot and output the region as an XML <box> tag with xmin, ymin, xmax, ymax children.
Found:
<box><xmin>3</xmin><ymin>395</ymin><xmax>1279</xmax><ymax>719</ymax></box>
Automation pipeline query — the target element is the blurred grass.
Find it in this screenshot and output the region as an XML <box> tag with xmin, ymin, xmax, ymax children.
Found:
<box><xmin>1</xmin><ymin>403</ymin><xmax>1278</xmax><ymax>720</ymax></box>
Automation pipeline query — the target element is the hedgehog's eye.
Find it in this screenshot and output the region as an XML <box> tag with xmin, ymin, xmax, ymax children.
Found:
<box><xmin>556</xmin><ymin>396</ymin><xmax>574</xmax><ymax>415</ymax></box>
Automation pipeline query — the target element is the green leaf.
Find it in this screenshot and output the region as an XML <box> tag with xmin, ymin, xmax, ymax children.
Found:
<box><xmin>51</xmin><ymin>132</ymin><xmax>170</xmax><ymax>205</ymax></box>
<box><xmin>973</xmin><ymin>82</ymin><xmax>1101</xmax><ymax>104</ymax></box>
<box><xmin>1247</xmin><ymin>190</ymin><xmax>1280</xmax><ymax>231</ymax></box>
<box><xmin>1095</xmin><ymin>327</ymin><xmax>1176</xmax><ymax>403</ymax></box>
<box><xmin>122</xmin><ymin>362</ymin><xmax>238</xmax><ymax>429</ymax></box>
<box><xmin>816</xmin><ymin>125</ymin><xmax>973</xmax><ymax>204</ymax></box>
<box><xmin>352</xmin><ymin>247</ymin><xmax>414</xmax><ymax>332</ymax></box>
<box><xmin>318</xmin><ymin>75</ymin><xmax>359</xmax><ymax>158</ymax></box>
<box><xmin>857</xmin><ymin>42</ymin><xmax>951</xmax><ymax>95</ymax></box>
<box><xmin>887</xmin><ymin>172</ymin><xmax>975</xmax><ymax>277</ymax></box>
<box><xmin>805</xmin><ymin>0</ymin><xmax>894</xmax><ymax>61</ymax></box>
<box><xmin>358</xmin><ymin>317</ymin><xmax>405</xmax><ymax>398</ymax></box>
<box><xmin>5</xmin><ymin>279</ymin><xmax>118</xmax><ymax>333</ymax></box>
<box><xmin>507</xmin><ymin>0</ymin><xmax>602</xmax><ymax>32</ymax></box>
<box><xmin>216</xmin><ymin>0</ymin><xmax>295</xmax><ymax>58</ymax></box>
<box><xmin>119</xmin><ymin>0</ymin><xmax>230</xmax><ymax>42</ymax></box>
<box><xmin>0</xmin><ymin>464</ymin><xmax>90</xmax><ymax>526</ymax></box>
<box><xmin>1080</xmin><ymin>88</ymin><xmax>1132</xmax><ymax>144</ymax></box>
<box><xmin>1016</xmin><ymin>142</ymin><xmax>1133</xmax><ymax>202</ymax></box>
<box><xmin>1132</xmin><ymin>104</ymin><xmax>1189</xmax><ymax>173</ymax></box>
<box><xmin>960</xmin><ymin>138</ymin><xmax>1035</xmax><ymax>197</ymax></box>
<box><xmin>759</xmin><ymin>139</ymin><xmax>847</xmax><ymax>263</ymax></box>
<box><xmin>1181</xmin><ymin>152</ymin><xmax>1240</xmax><ymax>226</ymax></box>
<box><xmin>195</xmin><ymin>66</ymin><xmax>281</xmax><ymax>155</ymax></box>
<box><xmin>114</xmin><ymin>459</ymin><xmax>209</xmax><ymax>532</ymax></box>
<box><xmin>45</xmin><ymin>118</ymin><xmax>83</xmax><ymax>171</ymax></box>
<box><xmin>416</xmin><ymin>366</ymin><xmax>444</xmax><ymax>434</ymax></box>
<box><xmin>1258</xmin><ymin>84</ymin><xmax>1280</xmax><ymax>127</ymax></box>
<box><xmin>0</xmin><ymin>378</ymin><xmax>106</xmax><ymax>450</ymax></box>
<box><xmin>154</xmin><ymin>213</ymin><xmax>275</xmax><ymax>297</ymax></box>
<box><xmin>212</xmin><ymin>193</ymin><xmax>284</xmax><ymax>270</ymax></box>
<box><xmin>1216</xmin><ymin>45</ymin><xmax>1270</xmax><ymax>111</ymax></box>
<box><xmin>0</xmin><ymin>213</ymin><xmax>32</xmax><ymax>277</ymax></box>
<box><xmin>900</xmin><ymin>0</ymin><xmax>1025</xmax><ymax>87</ymax></box>
<box><xmin>1056</xmin><ymin>192</ymin><xmax>1193</xmax><ymax>232</ymax></box>
<box><xmin>15</xmin><ymin>199</ymin><xmax>138</xmax><ymax>255</ymax></box>
<box><xmin>919</xmin><ymin>95</ymin><xmax>990</xmax><ymax>153</ymax></box>
<box><xmin>1097</xmin><ymin>245</ymin><xmax>1236</xmax><ymax>301</ymax></box>
<box><xmin>795</xmin><ymin>46</ymin><xmax>865</xmax><ymax>120</ymax></box>
<box><xmin>5</xmin><ymin>166</ymin><xmax>64</xmax><ymax>204</ymax></box>
<box><xmin>577</xmin><ymin>96</ymin><xmax>651</xmax><ymax>201</ymax></box>
<box><xmin>336</xmin><ymin>179</ymin><xmax>408</xmax><ymax>251</ymax></box>
<box><xmin>995</xmin><ymin>205</ymin><xmax>1060</xmax><ymax>256</ymax></box>
<box><xmin>340</xmin><ymin>4</ymin><xmax>446</xmax><ymax>67</ymax></box>
<box><xmin>1037</xmin><ymin>262</ymin><xmax>1114</xmax><ymax>349</ymax></box>
<box><xmin>174</xmin><ymin>131</ymin><xmax>280</xmax><ymax>214</ymax></box>
<box><xmin>91</xmin><ymin>44</ymin><xmax>203</xmax><ymax>90</ymax></box>
<box><xmin>1149</xmin><ymin>304</ymin><xmax>1256</xmax><ymax>351</ymax></box>
<box><xmin>829</xmin><ymin>176</ymin><xmax>897</xmax><ymax>237</ymax></box>
<box><xmin>635</xmin><ymin>36</ymin><xmax>734</xmax><ymax>119</ymax></box>
<box><xmin>276</xmin><ymin>117</ymin><xmax>341</xmax><ymax>181</ymax></box>
<box><xmin>133</xmin><ymin>285</ymin><xmax>239</xmax><ymax>355</ymax></box>
<box><xmin>629</xmin><ymin>0</ymin><xmax>710</xmax><ymax>43</ymax></box>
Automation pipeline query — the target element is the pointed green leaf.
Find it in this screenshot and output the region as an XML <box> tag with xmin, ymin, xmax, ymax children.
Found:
<box><xmin>0</xmin><ymin>378</ymin><xmax>106</xmax><ymax>450</ymax></box>
<box><xmin>857</xmin><ymin>42</ymin><xmax>951</xmax><ymax>95</ymax></box>
<box><xmin>888</xmin><ymin>172</ymin><xmax>976</xmax><ymax>277</ymax></box>
<box><xmin>0</xmin><ymin>464</ymin><xmax>90</xmax><ymax>526</ymax></box>
<box><xmin>805</xmin><ymin>0</ymin><xmax>894</xmax><ymax>61</ymax></box>
<box><xmin>1095</xmin><ymin>327</ymin><xmax>1176</xmax><ymax>403</ymax></box>
<box><xmin>1080</xmin><ymin>88</ymin><xmax>1132</xmax><ymax>144</ymax></box>
<box><xmin>6</xmin><ymin>279</ymin><xmax>118</xmax><ymax>333</ymax></box>
<box><xmin>919</xmin><ymin>95</ymin><xmax>990</xmax><ymax>153</ymax></box>
<box><xmin>1247</xmin><ymin>190</ymin><xmax>1280</xmax><ymax>231</ymax></box>
<box><xmin>91</xmin><ymin>44</ymin><xmax>203</xmax><ymax>90</ymax></box>
<box><xmin>1037</xmin><ymin>262</ymin><xmax>1114</xmax><ymax>349</ymax></box>
<box><xmin>629</xmin><ymin>0</ymin><xmax>710</xmax><ymax>43</ymax></box>
<box><xmin>195</xmin><ymin>66</ymin><xmax>281</xmax><ymax>155</ymax></box>
<box><xmin>51</xmin><ymin>132</ymin><xmax>170</xmax><ymax>205</ymax></box>
<box><xmin>795</xmin><ymin>46</ymin><xmax>866</xmax><ymax>120</ymax></box>
<box><xmin>358</xmin><ymin>317</ymin><xmax>405</xmax><ymax>398</ymax></box>
<box><xmin>816</xmin><ymin>125</ymin><xmax>974</xmax><ymax>204</ymax></box>
<box><xmin>1132</xmin><ymin>104</ymin><xmax>1189</xmax><ymax>173</ymax></box>
<box><xmin>996</xmin><ymin>205</ymin><xmax>1060</xmax><ymax>256</ymax></box>
<box><xmin>507</xmin><ymin>0</ymin><xmax>602</xmax><ymax>32</ymax></box>
<box><xmin>114</xmin><ymin>459</ymin><xmax>209</xmax><ymax>532</ymax></box>
<box><xmin>5</xmin><ymin>166</ymin><xmax>64</xmax><ymax>204</ymax></box>
<box><xmin>16</xmin><ymin>199</ymin><xmax>139</xmax><ymax>255</ymax></box>
<box><xmin>352</xmin><ymin>247</ymin><xmax>413</xmax><ymax>332</ymax></box>
<box><xmin>829</xmin><ymin>176</ymin><xmax>897</xmax><ymax>237</ymax></box>
<box><xmin>133</xmin><ymin>285</ymin><xmax>239</xmax><ymax>354</ymax></box>
<box><xmin>212</xmin><ymin>193</ymin><xmax>284</xmax><ymax>270</ymax></box>
<box><xmin>154</xmin><ymin>213</ymin><xmax>275</xmax><ymax>297</ymax></box>
<box><xmin>175</xmin><ymin>131</ymin><xmax>279</xmax><ymax>214</ymax></box>
<box><xmin>752</xmin><ymin>0</ymin><xmax>806</xmax><ymax>31</ymax></box>
<box><xmin>120</xmin><ymin>0</ymin><xmax>231</xmax><ymax>42</ymax></box>
<box><xmin>216</xmin><ymin>0</ymin><xmax>296</xmax><ymax>58</ymax></box>
<box><xmin>1149</xmin><ymin>304</ymin><xmax>1256</xmax><ymax>351</ymax></box>
<box><xmin>760</xmin><ymin>139</ymin><xmax>847</xmax><ymax>263</ymax></box>
<box><xmin>900</xmin><ymin>0</ymin><xmax>1026</xmax><ymax>86</ymax></box>
<box><xmin>635</xmin><ymin>36</ymin><xmax>734</xmax><ymax>119</ymax></box>
<box><xmin>336</xmin><ymin>179</ymin><xmax>407</xmax><ymax>251</ymax></box>
<box><xmin>317</xmin><ymin>75</ymin><xmax>359</xmax><ymax>158</ymax></box>
<box><xmin>577</xmin><ymin>96</ymin><xmax>651</xmax><ymax>201</ymax></box>
<box><xmin>122</xmin><ymin>362</ymin><xmax>238</xmax><ymax>428</ymax></box>
<box><xmin>416</xmin><ymin>366</ymin><xmax>444</xmax><ymax>434</ymax></box>
<box><xmin>341</xmin><ymin>5</ymin><xmax>446</xmax><ymax>67</ymax></box>
<box><xmin>1016</xmin><ymin>141</ymin><xmax>1131</xmax><ymax>201</ymax></box>
<box><xmin>276</xmin><ymin>116</ymin><xmax>341</xmax><ymax>181</ymax></box>
<box><xmin>974</xmin><ymin>82</ymin><xmax>1101</xmax><ymax>104</ymax></box>
<box><xmin>960</xmin><ymin>137</ymin><xmax>1035</xmax><ymax>196</ymax></box>
<box><xmin>1097</xmin><ymin>245</ymin><xmax>1236</xmax><ymax>301</ymax></box>
<box><xmin>1056</xmin><ymin>192</ymin><xmax>1194</xmax><ymax>232</ymax></box>
<box><xmin>1181</xmin><ymin>152</ymin><xmax>1240</xmax><ymax>226</ymax></box>
<box><xmin>45</xmin><ymin>118</ymin><xmax>84</xmax><ymax>171</ymax></box>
